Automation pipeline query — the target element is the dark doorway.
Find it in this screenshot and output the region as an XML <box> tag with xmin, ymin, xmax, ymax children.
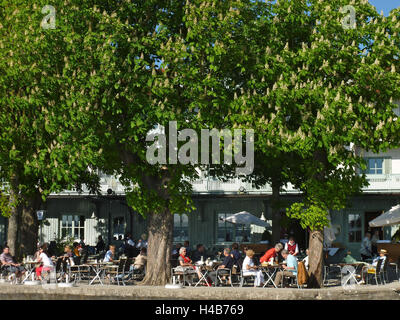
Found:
<box><xmin>279</xmin><ymin>213</ymin><xmax>308</xmax><ymax>252</ymax></box>
<box><xmin>365</xmin><ymin>211</ymin><xmax>384</xmax><ymax>239</ymax></box>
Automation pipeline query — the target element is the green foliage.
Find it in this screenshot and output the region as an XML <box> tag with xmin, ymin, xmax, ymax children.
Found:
<box><xmin>286</xmin><ymin>200</ymin><xmax>330</xmax><ymax>232</ymax></box>
<box><xmin>0</xmin><ymin>0</ymin><xmax>102</xmax><ymax>207</ymax></box>
<box><xmin>243</xmin><ymin>0</ymin><xmax>400</xmax><ymax>222</ymax></box>
<box><xmin>51</xmin><ymin>235</ymin><xmax>76</xmax><ymax>257</ymax></box>
<box><xmin>0</xmin><ymin>188</ymin><xmax>14</xmax><ymax>218</ymax></box>
<box><xmin>1</xmin><ymin>0</ymin><xmax>400</xmax><ymax>232</ymax></box>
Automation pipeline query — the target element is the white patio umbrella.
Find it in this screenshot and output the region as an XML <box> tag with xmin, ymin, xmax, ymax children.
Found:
<box><xmin>369</xmin><ymin>204</ymin><xmax>400</xmax><ymax>227</ymax></box>
<box><xmin>222</xmin><ymin>211</ymin><xmax>271</xmax><ymax>227</ymax></box>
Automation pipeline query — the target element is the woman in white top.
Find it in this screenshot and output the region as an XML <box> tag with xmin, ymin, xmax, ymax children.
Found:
<box><xmin>242</xmin><ymin>249</ymin><xmax>264</xmax><ymax>287</ymax></box>
<box><xmin>302</xmin><ymin>249</ymin><xmax>309</xmax><ymax>270</ymax></box>
<box><xmin>35</xmin><ymin>244</ymin><xmax>54</xmax><ymax>281</ymax></box>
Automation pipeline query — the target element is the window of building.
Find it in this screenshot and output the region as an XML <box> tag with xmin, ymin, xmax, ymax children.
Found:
<box><xmin>365</xmin><ymin>158</ymin><xmax>384</xmax><ymax>174</ymax></box>
<box><xmin>113</xmin><ymin>216</ymin><xmax>125</xmax><ymax>240</ymax></box>
<box><xmin>348</xmin><ymin>213</ymin><xmax>362</xmax><ymax>242</ymax></box>
<box><xmin>173</xmin><ymin>214</ymin><xmax>189</xmax><ymax>242</ymax></box>
<box><xmin>60</xmin><ymin>215</ymin><xmax>85</xmax><ymax>240</ymax></box>
<box><xmin>217</xmin><ymin>213</ymin><xmax>251</xmax><ymax>243</ymax></box>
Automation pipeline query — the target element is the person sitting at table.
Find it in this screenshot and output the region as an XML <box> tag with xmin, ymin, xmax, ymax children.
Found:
<box><xmin>133</xmin><ymin>247</ymin><xmax>147</xmax><ymax>270</ymax></box>
<box><xmin>343</xmin><ymin>250</ymin><xmax>357</xmax><ymax>264</ymax></box>
<box><xmin>56</xmin><ymin>245</ymin><xmax>76</xmax><ymax>281</ymax></box>
<box><xmin>95</xmin><ymin>235</ymin><xmax>106</xmax><ymax>254</ymax></box>
<box><xmin>192</xmin><ymin>244</ymin><xmax>207</xmax><ymax>263</ymax></box>
<box><xmin>242</xmin><ymin>249</ymin><xmax>264</xmax><ymax>287</ymax></box>
<box><xmin>284</xmin><ymin>237</ymin><xmax>299</xmax><ymax>257</ymax></box>
<box><xmin>117</xmin><ymin>247</ymin><xmax>147</xmax><ymax>281</ymax></box>
<box><xmin>362</xmin><ymin>248</ymin><xmax>388</xmax><ymax>284</ymax></box>
<box><xmin>274</xmin><ymin>249</ymin><xmax>298</xmax><ymax>287</ymax></box>
<box><xmin>72</xmin><ymin>242</ymin><xmax>81</xmax><ymax>257</ymax></box>
<box><xmin>178</xmin><ymin>247</ymin><xmax>202</xmax><ymax>281</ymax></box>
<box><xmin>302</xmin><ymin>248</ymin><xmax>310</xmax><ymax>270</ymax></box>
<box><xmin>260</xmin><ymin>243</ymin><xmax>284</xmax><ymax>264</ymax></box>
<box><xmin>230</xmin><ymin>243</ymin><xmax>242</xmax><ymax>272</ymax></box>
<box><xmin>231</xmin><ymin>243</ymin><xmax>241</xmax><ymax>260</ymax></box>
<box><xmin>372</xmin><ymin>249</ymin><xmax>387</xmax><ymax>267</ymax></box>
<box><xmin>0</xmin><ymin>246</ymin><xmax>25</xmax><ymax>282</ymax></box>
<box><xmin>35</xmin><ymin>244</ymin><xmax>54</xmax><ymax>281</ymax></box>
<box><xmin>103</xmin><ymin>245</ymin><xmax>116</xmax><ymax>262</ymax></box>
<box><xmin>136</xmin><ymin>233</ymin><xmax>148</xmax><ymax>250</ymax></box>
<box><xmin>33</xmin><ymin>242</ymin><xmax>48</xmax><ymax>261</ymax></box>
<box><xmin>208</xmin><ymin>248</ymin><xmax>234</xmax><ymax>286</ymax></box>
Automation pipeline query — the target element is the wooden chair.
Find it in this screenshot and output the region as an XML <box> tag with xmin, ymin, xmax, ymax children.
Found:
<box><xmin>366</xmin><ymin>259</ymin><xmax>385</xmax><ymax>285</ymax></box>
<box><xmin>239</xmin><ymin>269</ymin><xmax>256</xmax><ymax>287</ymax></box>
<box><xmin>104</xmin><ymin>259</ymin><xmax>126</xmax><ymax>285</ymax></box>
<box><xmin>171</xmin><ymin>266</ymin><xmax>197</xmax><ymax>286</ymax></box>
<box><xmin>215</xmin><ymin>268</ymin><xmax>233</xmax><ymax>287</ymax></box>
<box><xmin>120</xmin><ymin>258</ymin><xmax>135</xmax><ymax>286</ymax></box>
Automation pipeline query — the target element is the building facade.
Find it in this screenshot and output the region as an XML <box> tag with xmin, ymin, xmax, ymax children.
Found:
<box><xmin>1</xmin><ymin>148</ymin><xmax>400</xmax><ymax>260</ymax></box>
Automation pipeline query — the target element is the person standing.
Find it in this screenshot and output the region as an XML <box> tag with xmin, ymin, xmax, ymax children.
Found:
<box><xmin>360</xmin><ymin>232</ymin><xmax>373</xmax><ymax>261</ymax></box>
<box><xmin>284</xmin><ymin>237</ymin><xmax>299</xmax><ymax>256</ymax></box>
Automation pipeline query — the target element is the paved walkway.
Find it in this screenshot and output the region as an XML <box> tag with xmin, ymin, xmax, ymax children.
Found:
<box><xmin>0</xmin><ymin>281</ymin><xmax>399</xmax><ymax>300</ymax></box>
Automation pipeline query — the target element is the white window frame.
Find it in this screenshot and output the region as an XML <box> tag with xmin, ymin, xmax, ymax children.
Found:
<box><xmin>173</xmin><ymin>213</ymin><xmax>189</xmax><ymax>243</ymax></box>
<box><xmin>60</xmin><ymin>215</ymin><xmax>85</xmax><ymax>240</ymax></box>
<box><xmin>216</xmin><ymin>213</ymin><xmax>251</xmax><ymax>244</ymax></box>
<box><xmin>365</xmin><ymin>158</ymin><xmax>384</xmax><ymax>175</ymax></box>
<box><xmin>348</xmin><ymin>213</ymin><xmax>362</xmax><ymax>243</ymax></box>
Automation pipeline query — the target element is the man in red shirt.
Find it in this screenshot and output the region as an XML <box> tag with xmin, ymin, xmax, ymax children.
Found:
<box><xmin>260</xmin><ymin>243</ymin><xmax>283</xmax><ymax>264</ymax></box>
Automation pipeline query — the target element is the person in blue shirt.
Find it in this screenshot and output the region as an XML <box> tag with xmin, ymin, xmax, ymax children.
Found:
<box><xmin>103</xmin><ymin>245</ymin><xmax>116</xmax><ymax>262</ymax></box>
<box><xmin>274</xmin><ymin>249</ymin><xmax>298</xmax><ymax>287</ymax></box>
<box><xmin>231</xmin><ymin>243</ymin><xmax>242</xmax><ymax>264</ymax></box>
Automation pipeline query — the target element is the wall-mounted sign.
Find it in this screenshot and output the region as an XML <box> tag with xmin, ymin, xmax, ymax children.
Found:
<box><xmin>37</xmin><ymin>210</ymin><xmax>46</xmax><ymax>221</ymax></box>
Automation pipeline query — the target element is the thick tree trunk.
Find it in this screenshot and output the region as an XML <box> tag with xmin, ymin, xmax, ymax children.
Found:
<box><xmin>271</xmin><ymin>180</ymin><xmax>281</xmax><ymax>244</ymax></box>
<box><xmin>140</xmin><ymin>207</ymin><xmax>174</xmax><ymax>286</ymax></box>
<box><xmin>307</xmin><ymin>229</ymin><xmax>324</xmax><ymax>288</ymax></box>
<box><xmin>7</xmin><ymin>188</ymin><xmax>20</xmax><ymax>259</ymax></box>
<box><xmin>19</xmin><ymin>193</ymin><xmax>42</xmax><ymax>258</ymax></box>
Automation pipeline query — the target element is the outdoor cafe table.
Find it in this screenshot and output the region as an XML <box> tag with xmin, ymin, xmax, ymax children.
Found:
<box><xmin>194</xmin><ymin>264</ymin><xmax>210</xmax><ymax>287</ymax></box>
<box><xmin>194</xmin><ymin>261</ymin><xmax>222</xmax><ymax>287</ymax></box>
<box><xmin>261</xmin><ymin>263</ymin><xmax>284</xmax><ymax>288</ymax></box>
<box><xmin>22</xmin><ymin>261</ymin><xmax>40</xmax><ymax>283</ymax></box>
<box><xmin>86</xmin><ymin>261</ymin><xmax>114</xmax><ymax>285</ymax></box>
<box><xmin>337</xmin><ymin>263</ymin><xmax>367</xmax><ymax>286</ymax></box>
